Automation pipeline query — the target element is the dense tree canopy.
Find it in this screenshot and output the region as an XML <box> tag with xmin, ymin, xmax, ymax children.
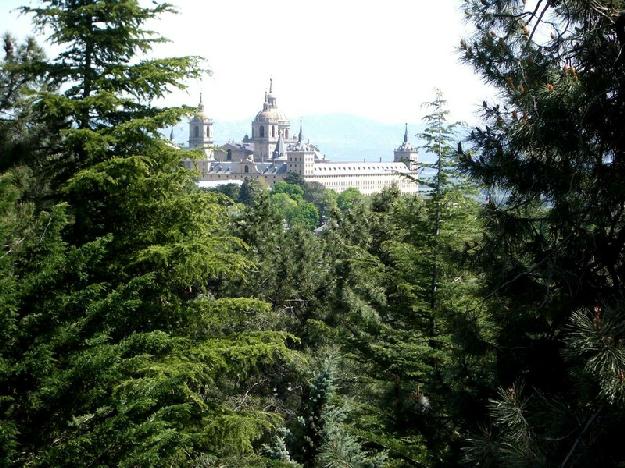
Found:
<box><xmin>0</xmin><ymin>1</ymin><xmax>296</xmax><ymax>465</ymax></box>
<box><xmin>3</xmin><ymin>0</ymin><xmax>625</xmax><ymax>466</ymax></box>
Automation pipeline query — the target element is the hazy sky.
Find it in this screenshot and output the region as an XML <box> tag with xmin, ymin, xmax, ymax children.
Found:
<box><xmin>0</xmin><ymin>0</ymin><xmax>492</xmax><ymax>125</ymax></box>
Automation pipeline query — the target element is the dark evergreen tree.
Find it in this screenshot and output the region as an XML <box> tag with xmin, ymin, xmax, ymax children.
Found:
<box><xmin>461</xmin><ymin>0</ymin><xmax>625</xmax><ymax>465</ymax></box>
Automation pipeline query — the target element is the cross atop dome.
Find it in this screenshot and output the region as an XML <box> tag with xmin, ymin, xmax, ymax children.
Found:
<box><xmin>265</xmin><ymin>77</ymin><xmax>277</xmax><ymax>109</ymax></box>
<box><xmin>193</xmin><ymin>92</ymin><xmax>208</xmax><ymax>120</ymax></box>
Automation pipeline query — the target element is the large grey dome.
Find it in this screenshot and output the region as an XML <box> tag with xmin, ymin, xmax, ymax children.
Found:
<box><xmin>254</xmin><ymin>105</ymin><xmax>288</xmax><ymax>123</ymax></box>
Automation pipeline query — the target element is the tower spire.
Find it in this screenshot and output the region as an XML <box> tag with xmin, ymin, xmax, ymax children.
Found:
<box><xmin>269</xmin><ymin>77</ymin><xmax>273</xmax><ymax>94</ymax></box>
<box><xmin>404</xmin><ymin>122</ymin><xmax>408</xmax><ymax>143</ymax></box>
<box><xmin>298</xmin><ymin>120</ymin><xmax>303</xmax><ymax>143</ymax></box>
<box><xmin>198</xmin><ymin>92</ymin><xmax>204</xmax><ymax>111</ymax></box>
<box><xmin>273</xmin><ymin>132</ymin><xmax>286</xmax><ymax>159</ymax></box>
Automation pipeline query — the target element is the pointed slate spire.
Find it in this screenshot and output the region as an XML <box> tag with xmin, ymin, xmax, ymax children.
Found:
<box><xmin>198</xmin><ymin>92</ymin><xmax>204</xmax><ymax>111</ymax></box>
<box><xmin>404</xmin><ymin>122</ymin><xmax>408</xmax><ymax>143</ymax></box>
<box><xmin>297</xmin><ymin>119</ymin><xmax>304</xmax><ymax>144</ymax></box>
<box><xmin>169</xmin><ymin>126</ymin><xmax>174</xmax><ymax>142</ymax></box>
<box><xmin>269</xmin><ymin>77</ymin><xmax>273</xmax><ymax>94</ymax></box>
<box><xmin>273</xmin><ymin>132</ymin><xmax>286</xmax><ymax>159</ymax></box>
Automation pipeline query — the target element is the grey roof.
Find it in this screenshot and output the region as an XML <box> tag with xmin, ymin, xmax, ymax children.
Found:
<box><xmin>395</xmin><ymin>142</ymin><xmax>416</xmax><ymax>152</ymax></box>
<box><xmin>257</xmin><ymin>162</ymin><xmax>288</xmax><ymax>174</ymax></box>
<box><xmin>222</xmin><ymin>142</ymin><xmax>253</xmax><ymax>153</ymax></box>
<box><xmin>207</xmin><ymin>162</ymin><xmax>233</xmax><ymax>173</ymax></box>
<box><xmin>273</xmin><ymin>134</ymin><xmax>286</xmax><ymax>158</ymax></box>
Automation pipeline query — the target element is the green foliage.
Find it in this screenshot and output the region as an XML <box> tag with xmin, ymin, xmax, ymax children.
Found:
<box><xmin>0</xmin><ymin>168</ymin><xmax>70</xmax><ymax>462</ymax></box>
<box><xmin>208</xmin><ymin>182</ymin><xmax>241</xmax><ymax>201</ymax></box>
<box><xmin>13</xmin><ymin>0</ymin><xmax>624</xmax><ymax>465</ymax></box>
<box><xmin>336</xmin><ymin>187</ymin><xmax>364</xmax><ymax>212</ymax></box>
<box><xmin>303</xmin><ymin>181</ymin><xmax>337</xmax><ymax>221</ymax></box>
<box><xmin>239</xmin><ymin>177</ymin><xmax>267</xmax><ymax>206</ymax></box>
<box><xmin>317</xmin><ymin>403</ymin><xmax>388</xmax><ymax>468</ymax></box>
<box><xmin>235</xmin><ymin>185</ymin><xmax>330</xmax><ymax>336</ymax></box>
<box><xmin>273</xmin><ymin>181</ymin><xmax>305</xmax><ymax>200</ymax></box>
<box><xmin>419</xmin><ymin>89</ymin><xmax>466</xmax><ymax>196</ymax></box>
<box><xmin>460</xmin><ymin>0</ymin><xmax>625</xmax><ymax>465</ymax></box>
<box><xmin>566</xmin><ymin>306</ymin><xmax>625</xmax><ymax>405</ymax></box>
<box><xmin>284</xmin><ymin>172</ymin><xmax>305</xmax><ymax>186</ymax></box>
<box><xmin>269</xmin><ymin>182</ymin><xmax>320</xmax><ymax>230</ymax></box>
<box><xmin>0</xmin><ymin>1</ymin><xmax>296</xmax><ymax>465</ymax></box>
<box><xmin>288</xmin><ymin>356</ymin><xmax>384</xmax><ymax>467</ymax></box>
<box><xmin>0</xmin><ymin>34</ymin><xmax>53</xmax><ymax>189</ymax></box>
<box><xmin>285</xmin><ymin>182</ymin><xmax>491</xmax><ymax>466</ymax></box>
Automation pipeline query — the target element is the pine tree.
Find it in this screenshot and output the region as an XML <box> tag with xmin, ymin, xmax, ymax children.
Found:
<box><xmin>0</xmin><ymin>168</ymin><xmax>71</xmax><ymax>463</ymax></box>
<box><xmin>461</xmin><ymin>0</ymin><xmax>625</xmax><ymax>465</ymax></box>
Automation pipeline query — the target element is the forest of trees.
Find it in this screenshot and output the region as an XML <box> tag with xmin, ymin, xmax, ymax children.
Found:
<box><xmin>2</xmin><ymin>0</ymin><xmax>625</xmax><ymax>466</ymax></box>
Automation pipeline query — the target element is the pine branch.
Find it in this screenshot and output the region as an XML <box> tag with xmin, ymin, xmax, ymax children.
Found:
<box><xmin>559</xmin><ymin>408</ymin><xmax>602</xmax><ymax>468</ymax></box>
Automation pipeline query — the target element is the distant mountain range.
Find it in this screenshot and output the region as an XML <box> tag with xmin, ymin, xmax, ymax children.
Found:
<box><xmin>169</xmin><ymin>113</ymin><xmax>427</xmax><ymax>163</ymax></box>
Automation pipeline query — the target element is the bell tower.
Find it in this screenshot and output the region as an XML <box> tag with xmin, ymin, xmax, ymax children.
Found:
<box><xmin>394</xmin><ymin>123</ymin><xmax>418</xmax><ymax>171</ymax></box>
<box><xmin>189</xmin><ymin>93</ymin><xmax>214</xmax><ymax>155</ymax></box>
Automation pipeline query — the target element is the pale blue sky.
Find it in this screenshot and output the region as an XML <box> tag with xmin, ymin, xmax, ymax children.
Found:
<box><xmin>0</xmin><ymin>0</ymin><xmax>492</xmax><ymax>125</ymax></box>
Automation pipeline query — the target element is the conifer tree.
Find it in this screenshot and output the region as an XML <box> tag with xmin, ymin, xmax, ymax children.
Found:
<box><xmin>0</xmin><ymin>1</ymin><xmax>296</xmax><ymax>465</ymax></box>
<box><xmin>317</xmin><ymin>178</ymin><xmax>488</xmax><ymax>464</ymax></box>
<box><xmin>419</xmin><ymin>90</ymin><xmax>464</xmax><ymax>196</ymax></box>
<box><xmin>315</xmin><ymin>191</ymin><xmax>434</xmax><ymax>464</ymax></box>
<box><xmin>0</xmin><ymin>34</ymin><xmax>50</xmax><ymax>175</ymax></box>
<box><xmin>419</xmin><ymin>89</ymin><xmax>467</xmax><ymax>311</ymax></box>
<box><xmin>461</xmin><ymin>0</ymin><xmax>625</xmax><ymax>465</ymax></box>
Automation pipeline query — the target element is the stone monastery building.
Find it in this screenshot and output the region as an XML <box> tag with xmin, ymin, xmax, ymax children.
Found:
<box><xmin>182</xmin><ymin>80</ymin><xmax>419</xmax><ymax>195</ymax></box>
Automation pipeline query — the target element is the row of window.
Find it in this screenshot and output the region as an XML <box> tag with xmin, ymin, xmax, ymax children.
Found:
<box><xmin>315</xmin><ymin>166</ymin><xmax>398</xmax><ymax>173</ymax></box>
<box><xmin>195</xmin><ymin>173</ymin><xmax>416</xmax><ymax>193</ymax></box>
<box><xmin>312</xmin><ymin>174</ymin><xmax>399</xmax><ymax>179</ymax></box>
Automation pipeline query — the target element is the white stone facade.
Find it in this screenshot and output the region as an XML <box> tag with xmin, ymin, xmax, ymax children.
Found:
<box><xmin>182</xmin><ymin>81</ymin><xmax>419</xmax><ymax>194</ymax></box>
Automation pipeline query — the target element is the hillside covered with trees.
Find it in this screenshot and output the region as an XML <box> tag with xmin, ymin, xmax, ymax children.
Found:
<box><xmin>2</xmin><ymin>0</ymin><xmax>625</xmax><ymax>466</ymax></box>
